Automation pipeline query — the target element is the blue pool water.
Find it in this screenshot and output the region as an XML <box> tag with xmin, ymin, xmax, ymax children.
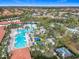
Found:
<box><xmin>15</xmin><ymin>29</ymin><xmax>28</xmax><ymax>48</ymax></box>
<box><xmin>56</xmin><ymin>47</ymin><xmax>73</xmax><ymax>57</ymax></box>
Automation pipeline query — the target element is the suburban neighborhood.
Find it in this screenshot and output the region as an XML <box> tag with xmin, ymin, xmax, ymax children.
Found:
<box><xmin>0</xmin><ymin>7</ymin><xmax>79</xmax><ymax>59</ymax></box>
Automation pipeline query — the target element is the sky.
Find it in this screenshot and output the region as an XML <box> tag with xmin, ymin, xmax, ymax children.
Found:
<box><xmin>0</xmin><ymin>0</ymin><xmax>79</xmax><ymax>6</ymax></box>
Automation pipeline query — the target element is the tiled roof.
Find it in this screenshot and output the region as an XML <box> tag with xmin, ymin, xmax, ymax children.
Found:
<box><xmin>0</xmin><ymin>21</ymin><xmax>11</xmax><ymax>25</ymax></box>
<box><xmin>0</xmin><ymin>21</ymin><xmax>22</xmax><ymax>25</ymax></box>
<box><xmin>11</xmin><ymin>48</ymin><xmax>31</xmax><ymax>59</ymax></box>
<box><xmin>0</xmin><ymin>26</ymin><xmax>5</xmax><ymax>43</ymax></box>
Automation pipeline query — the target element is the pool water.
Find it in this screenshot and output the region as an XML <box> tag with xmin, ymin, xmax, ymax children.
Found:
<box><xmin>56</xmin><ymin>47</ymin><xmax>73</xmax><ymax>57</ymax></box>
<box><xmin>15</xmin><ymin>29</ymin><xmax>28</xmax><ymax>48</ymax></box>
<box><xmin>14</xmin><ymin>23</ymin><xmax>36</xmax><ymax>49</ymax></box>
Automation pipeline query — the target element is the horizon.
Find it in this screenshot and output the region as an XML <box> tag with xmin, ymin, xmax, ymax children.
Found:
<box><xmin>0</xmin><ymin>0</ymin><xmax>79</xmax><ymax>6</ymax></box>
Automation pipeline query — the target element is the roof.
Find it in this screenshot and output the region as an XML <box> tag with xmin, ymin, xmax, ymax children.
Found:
<box><xmin>0</xmin><ymin>21</ymin><xmax>22</xmax><ymax>25</ymax></box>
<box><xmin>0</xmin><ymin>26</ymin><xmax>5</xmax><ymax>43</ymax></box>
<box><xmin>0</xmin><ymin>21</ymin><xmax>11</xmax><ymax>25</ymax></box>
<box><xmin>11</xmin><ymin>48</ymin><xmax>31</xmax><ymax>59</ymax></box>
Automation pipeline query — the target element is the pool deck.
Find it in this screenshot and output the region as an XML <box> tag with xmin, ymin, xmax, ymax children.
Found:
<box><xmin>0</xmin><ymin>21</ymin><xmax>34</xmax><ymax>59</ymax></box>
<box><xmin>9</xmin><ymin>28</ymin><xmax>32</xmax><ymax>59</ymax></box>
<box><xmin>0</xmin><ymin>20</ymin><xmax>22</xmax><ymax>43</ymax></box>
<box><xmin>11</xmin><ymin>48</ymin><xmax>31</xmax><ymax>59</ymax></box>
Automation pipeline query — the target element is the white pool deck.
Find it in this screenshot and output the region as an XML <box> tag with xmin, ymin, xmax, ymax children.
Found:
<box><xmin>8</xmin><ymin>28</ymin><xmax>31</xmax><ymax>52</ymax></box>
<box><xmin>8</xmin><ymin>23</ymin><xmax>37</xmax><ymax>52</ymax></box>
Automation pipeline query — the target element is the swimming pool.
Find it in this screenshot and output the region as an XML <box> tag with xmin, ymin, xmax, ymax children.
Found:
<box><xmin>14</xmin><ymin>23</ymin><xmax>36</xmax><ymax>49</ymax></box>
<box><xmin>14</xmin><ymin>29</ymin><xmax>28</xmax><ymax>48</ymax></box>
<box><xmin>56</xmin><ymin>47</ymin><xmax>73</xmax><ymax>57</ymax></box>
